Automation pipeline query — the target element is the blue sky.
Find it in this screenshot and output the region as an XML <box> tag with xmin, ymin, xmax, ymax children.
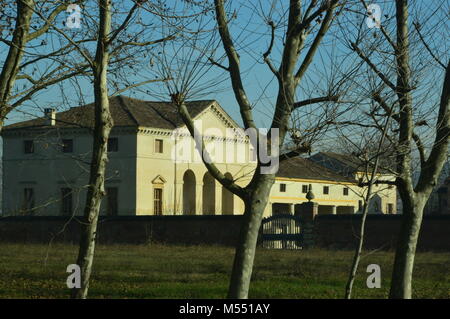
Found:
<box><xmin>2</xmin><ymin>0</ymin><xmax>448</xmax><ymax>150</ymax></box>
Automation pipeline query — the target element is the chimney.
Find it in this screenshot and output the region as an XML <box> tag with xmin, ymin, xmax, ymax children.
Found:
<box><xmin>44</xmin><ymin>108</ymin><xmax>56</xmax><ymax>126</ymax></box>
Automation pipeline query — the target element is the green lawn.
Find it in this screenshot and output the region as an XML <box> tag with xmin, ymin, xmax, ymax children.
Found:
<box><xmin>0</xmin><ymin>243</ymin><xmax>448</xmax><ymax>298</ymax></box>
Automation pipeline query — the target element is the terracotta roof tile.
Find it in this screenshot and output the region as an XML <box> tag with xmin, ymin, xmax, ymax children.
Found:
<box><xmin>3</xmin><ymin>95</ymin><xmax>215</xmax><ymax>131</ymax></box>
<box><xmin>276</xmin><ymin>157</ymin><xmax>355</xmax><ymax>183</ymax></box>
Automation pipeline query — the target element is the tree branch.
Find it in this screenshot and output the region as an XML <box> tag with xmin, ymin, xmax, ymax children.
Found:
<box><xmin>279</xmin><ymin>144</ymin><xmax>311</xmax><ymax>162</ymax></box>
<box><xmin>214</xmin><ymin>0</ymin><xmax>256</xmax><ymax>130</ymax></box>
<box><xmin>350</xmin><ymin>42</ymin><xmax>397</xmax><ymax>91</ymax></box>
<box><xmin>172</xmin><ymin>93</ymin><xmax>245</xmax><ymax>197</ymax></box>
<box><xmin>26</xmin><ymin>3</ymin><xmax>68</xmax><ymax>41</ymax></box>
<box><xmin>263</xmin><ymin>20</ymin><xmax>279</xmax><ymax>78</ymax></box>
<box><xmin>293</xmin><ymin>95</ymin><xmax>340</xmax><ymax>109</ymax></box>
<box><xmin>295</xmin><ymin>1</ymin><xmax>338</xmax><ymax>83</ymax></box>
<box><xmin>413</xmin><ymin>22</ymin><xmax>446</xmax><ymax>69</ymax></box>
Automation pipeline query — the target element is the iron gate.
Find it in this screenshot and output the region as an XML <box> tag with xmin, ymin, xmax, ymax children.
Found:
<box><xmin>261</xmin><ymin>214</ymin><xmax>302</xmax><ymax>249</ymax></box>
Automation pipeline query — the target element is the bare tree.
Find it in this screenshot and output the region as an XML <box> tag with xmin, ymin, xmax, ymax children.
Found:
<box><xmin>69</xmin><ymin>0</ymin><xmax>113</xmax><ymax>299</ymax></box>
<box><xmin>343</xmin><ymin>109</ymin><xmax>395</xmax><ymax>299</ymax></box>
<box><xmin>65</xmin><ymin>0</ymin><xmax>175</xmax><ymax>299</ymax></box>
<box><xmin>0</xmin><ymin>0</ymin><xmax>92</xmax><ymax>131</ymax></box>
<box><xmin>338</xmin><ymin>0</ymin><xmax>449</xmax><ymax>298</ymax></box>
<box><xmin>149</xmin><ymin>0</ymin><xmax>348</xmax><ymax>298</ymax></box>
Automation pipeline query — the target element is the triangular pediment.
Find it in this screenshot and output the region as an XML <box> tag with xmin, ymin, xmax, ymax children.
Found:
<box><xmin>152</xmin><ymin>175</ymin><xmax>166</xmax><ymax>184</ymax></box>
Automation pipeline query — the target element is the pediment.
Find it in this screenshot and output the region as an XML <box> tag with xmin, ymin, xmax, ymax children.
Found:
<box><xmin>152</xmin><ymin>175</ymin><xmax>166</xmax><ymax>184</ymax></box>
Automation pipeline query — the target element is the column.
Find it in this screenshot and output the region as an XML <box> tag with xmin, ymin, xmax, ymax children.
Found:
<box><xmin>331</xmin><ymin>205</ymin><xmax>337</xmax><ymax>215</ymax></box>
<box><xmin>196</xmin><ymin>183</ymin><xmax>203</xmax><ymax>215</ymax></box>
<box><xmin>215</xmin><ymin>184</ymin><xmax>222</xmax><ymax>215</ymax></box>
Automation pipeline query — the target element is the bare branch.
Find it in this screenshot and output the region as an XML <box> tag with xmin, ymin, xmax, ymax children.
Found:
<box><xmin>295</xmin><ymin>1</ymin><xmax>338</xmax><ymax>83</ymax></box>
<box><xmin>207</xmin><ymin>57</ymin><xmax>229</xmax><ymax>72</ymax></box>
<box><xmin>262</xmin><ymin>20</ymin><xmax>279</xmax><ymax>78</ymax></box>
<box><xmin>279</xmin><ymin>144</ymin><xmax>311</xmax><ymax>162</ymax></box>
<box><xmin>293</xmin><ymin>95</ymin><xmax>340</xmax><ymax>109</ymax></box>
<box><xmin>26</xmin><ymin>3</ymin><xmax>68</xmax><ymax>41</ymax></box>
<box><xmin>413</xmin><ymin>22</ymin><xmax>446</xmax><ymax>69</ymax></box>
<box><xmin>214</xmin><ymin>0</ymin><xmax>256</xmax><ymax>129</ymax></box>
<box><xmin>350</xmin><ymin>42</ymin><xmax>397</xmax><ymax>91</ymax></box>
<box><xmin>172</xmin><ymin>93</ymin><xmax>245</xmax><ymax>197</ymax></box>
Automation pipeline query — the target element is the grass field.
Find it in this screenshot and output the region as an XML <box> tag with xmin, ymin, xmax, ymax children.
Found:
<box><xmin>0</xmin><ymin>243</ymin><xmax>448</xmax><ymax>299</ymax></box>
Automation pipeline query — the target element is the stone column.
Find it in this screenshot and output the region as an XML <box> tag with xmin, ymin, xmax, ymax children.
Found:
<box><xmin>296</xmin><ymin>201</ymin><xmax>318</xmax><ymax>249</ymax></box>
<box><xmin>289</xmin><ymin>203</ymin><xmax>295</xmax><ymax>215</ymax></box>
<box><xmin>196</xmin><ymin>183</ymin><xmax>203</xmax><ymax>215</ymax></box>
<box><xmin>331</xmin><ymin>205</ymin><xmax>337</xmax><ymax>215</ymax></box>
<box><xmin>173</xmin><ymin>182</ymin><xmax>183</xmax><ymax>215</ymax></box>
<box><xmin>215</xmin><ymin>184</ymin><xmax>222</xmax><ymax>215</ymax></box>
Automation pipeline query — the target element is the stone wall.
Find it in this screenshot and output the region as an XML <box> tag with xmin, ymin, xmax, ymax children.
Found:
<box><xmin>314</xmin><ymin>214</ymin><xmax>450</xmax><ymax>251</ymax></box>
<box><xmin>0</xmin><ymin>215</ymin><xmax>245</xmax><ymax>246</ymax></box>
<box><xmin>0</xmin><ymin>214</ymin><xmax>449</xmax><ymax>251</ymax></box>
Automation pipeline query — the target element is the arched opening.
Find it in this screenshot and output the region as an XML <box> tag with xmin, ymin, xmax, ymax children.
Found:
<box><xmin>202</xmin><ymin>172</ymin><xmax>216</xmax><ymax>215</ymax></box>
<box><xmin>369</xmin><ymin>194</ymin><xmax>383</xmax><ymax>214</ymax></box>
<box><xmin>222</xmin><ymin>172</ymin><xmax>234</xmax><ymax>215</ymax></box>
<box><xmin>183</xmin><ymin>170</ymin><xmax>196</xmax><ymax>215</ymax></box>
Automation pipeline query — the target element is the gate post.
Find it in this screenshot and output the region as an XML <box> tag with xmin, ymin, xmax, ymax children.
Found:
<box><xmin>296</xmin><ymin>201</ymin><xmax>318</xmax><ymax>248</ymax></box>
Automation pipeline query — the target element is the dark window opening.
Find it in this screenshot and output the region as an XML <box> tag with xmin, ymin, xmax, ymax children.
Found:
<box><xmin>24</xmin><ymin>140</ymin><xmax>34</xmax><ymax>154</ymax></box>
<box><xmin>154</xmin><ymin>188</ymin><xmax>163</xmax><ymax>215</ymax></box>
<box><xmin>155</xmin><ymin>139</ymin><xmax>163</xmax><ymax>153</ymax></box>
<box><xmin>323</xmin><ymin>186</ymin><xmax>329</xmax><ymax>195</ymax></box>
<box><xmin>343</xmin><ymin>187</ymin><xmax>349</xmax><ymax>196</ymax></box>
<box><xmin>302</xmin><ymin>185</ymin><xmax>308</xmax><ymax>193</ymax></box>
<box><xmin>280</xmin><ymin>184</ymin><xmax>286</xmax><ymax>192</ymax></box>
<box><xmin>387</xmin><ymin>203</ymin><xmax>394</xmax><ymax>214</ymax></box>
<box><xmin>62</xmin><ymin>139</ymin><xmax>73</xmax><ymax>153</ymax></box>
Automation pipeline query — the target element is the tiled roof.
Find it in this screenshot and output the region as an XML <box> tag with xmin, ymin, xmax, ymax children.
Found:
<box><xmin>276</xmin><ymin>157</ymin><xmax>355</xmax><ymax>183</ymax></box>
<box><xmin>3</xmin><ymin>95</ymin><xmax>215</xmax><ymax>131</ymax></box>
<box><xmin>310</xmin><ymin>152</ymin><xmax>393</xmax><ymax>175</ymax></box>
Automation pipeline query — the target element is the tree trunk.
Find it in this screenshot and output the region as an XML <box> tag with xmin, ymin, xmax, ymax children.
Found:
<box><xmin>71</xmin><ymin>0</ymin><xmax>112</xmax><ymax>299</ymax></box>
<box><xmin>227</xmin><ymin>174</ymin><xmax>274</xmax><ymax>299</ymax></box>
<box><xmin>0</xmin><ymin>0</ymin><xmax>34</xmax><ymax>128</ymax></box>
<box><xmin>389</xmin><ymin>194</ymin><xmax>426</xmax><ymax>299</ymax></box>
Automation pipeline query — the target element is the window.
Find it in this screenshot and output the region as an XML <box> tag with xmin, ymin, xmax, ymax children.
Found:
<box><xmin>387</xmin><ymin>203</ymin><xmax>394</xmax><ymax>214</ymax></box>
<box><xmin>62</xmin><ymin>139</ymin><xmax>73</xmax><ymax>153</ymax></box>
<box><xmin>280</xmin><ymin>184</ymin><xmax>286</xmax><ymax>192</ymax></box>
<box><xmin>61</xmin><ymin>188</ymin><xmax>73</xmax><ymax>216</ymax></box>
<box><xmin>343</xmin><ymin>187</ymin><xmax>349</xmax><ymax>196</ymax></box>
<box><xmin>323</xmin><ymin>186</ymin><xmax>329</xmax><ymax>195</ymax></box>
<box><xmin>106</xmin><ymin>187</ymin><xmax>118</xmax><ymax>216</ymax></box>
<box><xmin>154</xmin><ymin>188</ymin><xmax>163</xmax><ymax>215</ymax></box>
<box><xmin>155</xmin><ymin>139</ymin><xmax>163</xmax><ymax>153</ymax></box>
<box><xmin>22</xmin><ymin>188</ymin><xmax>35</xmax><ymax>214</ymax></box>
<box><xmin>24</xmin><ymin>140</ymin><xmax>34</xmax><ymax>154</ymax></box>
<box><xmin>107</xmin><ymin>138</ymin><xmax>118</xmax><ymax>152</ymax></box>
<box><xmin>302</xmin><ymin>185</ymin><xmax>308</xmax><ymax>193</ymax></box>
<box><xmin>359</xmin><ymin>200</ymin><xmax>363</xmax><ymax>211</ymax></box>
